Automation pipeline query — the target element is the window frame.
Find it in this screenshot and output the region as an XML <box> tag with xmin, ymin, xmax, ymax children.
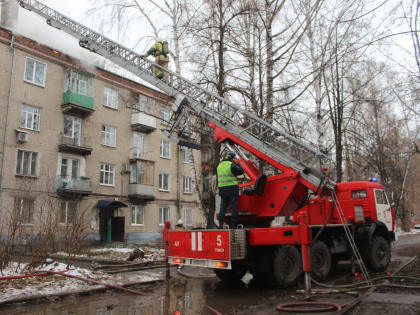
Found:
<box><xmin>60</xmin><ymin>200</ymin><xmax>78</xmax><ymax>225</ymax></box>
<box><xmin>182</xmin><ymin>147</ymin><xmax>190</xmax><ymax>164</ymax></box>
<box><xmin>184</xmin><ymin>208</ymin><xmax>193</xmax><ymax>227</ymax></box>
<box><xmin>160</xmin><ymin>139</ymin><xmax>170</xmax><ymax>159</ymax></box>
<box><xmin>15</xmin><ymin>149</ymin><xmax>39</xmax><ymax>177</ymax></box>
<box><xmin>159</xmin><ymin>206</ymin><xmax>169</xmax><ymax>226</ymax></box>
<box><xmin>14</xmin><ymin>197</ymin><xmax>34</xmax><ymax>225</ymax></box>
<box><xmin>158</xmin><ymin>172</ymin><xmax>170</xmax><ymax>191</ymax></box>
<box><xmin>104</xmin><ymin>86</ymin><xmax>119</xmax><ymax>109</ymax></box>
<box><xmin>24</xmin><ymin>57</ymin><xmax>47</xmax><ymax>87</ymax></box>
<box><xmin>131</xmin><ymin>205</ymin><xmax>144</xmax><ymax>226</ymax></box>
<box><xmin>100</xmin><ymin>163</ymin><xmax>115</xmax><ymax>186</ymax></box>
<box><xmin>19</xmin><ymin>104</ymin><xmax>41</xmax><ymax>131</ymax></box>
<box><xmin>101</xmin><ymin>125</ymin><xmax>117</xmax><ymax>147</ymax></box>
<box><xmin>183</xmin><ymin>176</ymin><xmax>192</xmax><ymax>194</ymax></box>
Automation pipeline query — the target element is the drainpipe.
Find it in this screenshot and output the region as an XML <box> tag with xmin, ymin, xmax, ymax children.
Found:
<box><xmin>176</xmin><ymin>145</ymin><xmax>181</xmax><ymax>220</ymax></box>
<box><xmin>0</xmin><ymin>34</ymin><xmax>15</xmax><ymax>210</ymax></box>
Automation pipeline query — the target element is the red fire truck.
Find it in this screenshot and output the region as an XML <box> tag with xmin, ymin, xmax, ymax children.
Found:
<box><xmin>18</xmin><ymin>0</ymin><xmax>396</xmax><ymax>293</ymax></box>
<box><xmin>164</xmin><ymin>123</ymin><xmax>396</xmax><ymax>290</ymax></box>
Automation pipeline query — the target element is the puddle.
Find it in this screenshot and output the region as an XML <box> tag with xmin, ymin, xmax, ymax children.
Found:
<box><xmin>0</xmin><ymin>269</ymin><xmax>291</xmax><ymax>315</ymax></box>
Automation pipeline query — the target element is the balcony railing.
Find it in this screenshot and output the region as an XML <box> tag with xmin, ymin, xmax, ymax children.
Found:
<box><xmin>131</xmin><ymin>112</ymin><xmax>156</xmax><ymax>133</ymax></box>
<box><xmin>128</xmin><ymin>183</ymin><xmax>154</xmax><ymax>200</ymax></box>
<box><xmin>58</xmin><ymin>133</ymin><xmax>92</xmax><ymax>155</ymax></box>
<box><xmin>62</xmin><ymin>91</ymin><xmax>94</xmax><ymax>117</ymax></box>
<box><xmin>56</xmin><ymin>175</ymin><xmax>91</xmax><ymax>195</ymax></box>
<box><xmin>130</xmin><ymin>147</ymin><xmax>154</xmax><ymax>161</ymax></box>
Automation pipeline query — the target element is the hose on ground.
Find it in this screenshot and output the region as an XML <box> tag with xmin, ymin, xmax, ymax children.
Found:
<box><xmin>276</xmin><ymin>301</ymin><xmax>342</xmax><ymax>313</ymax></box>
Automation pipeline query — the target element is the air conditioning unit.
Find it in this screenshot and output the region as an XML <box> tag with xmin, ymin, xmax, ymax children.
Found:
<box><xmin>17</xmin><ymin>132</ymin><xmax>28</xmax><ymax>142</ymax></box>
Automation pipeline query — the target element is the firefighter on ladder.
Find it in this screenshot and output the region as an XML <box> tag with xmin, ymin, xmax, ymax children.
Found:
<box><xmin>217</xmin><ymin>152</ymin><xmax>244</xmax><ymax>229</ymax></box>
<box><xmin>143</xmin><ymin>38</ymin><xmax>169</xmax><ymax>83</ymax></box>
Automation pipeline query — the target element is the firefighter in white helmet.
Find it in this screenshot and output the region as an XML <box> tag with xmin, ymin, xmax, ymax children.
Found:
<box><xmin>143</xmin><ymin>37</ymin><xmax>170</xmax><ymax>82</ymax></box>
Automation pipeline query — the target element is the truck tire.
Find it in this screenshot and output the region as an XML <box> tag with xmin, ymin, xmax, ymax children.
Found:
<box><xmin>214</xmin><ymin>262</ymin><xmax>246</xmax><ymax>282</ymax></box>
<box><xmin>365</xmin><ymin>236</ymin><xmax>391</xmax><ymax>271</ymax></box>
<box><xmin>273</xmin><ymin>245</ymin><xmax>302</xmax><ymax>288</ymax></box>
<box><xmin>310</xmin><ymin>240</ymin><xmax>332</xmax><ymax>281</ymax></box>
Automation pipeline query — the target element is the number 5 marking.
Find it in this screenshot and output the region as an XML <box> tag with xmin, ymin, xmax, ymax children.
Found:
<box><xmin>217</xmin><ymin>235</ymin><xmax>222</xmax><ymax>246</ymax></box>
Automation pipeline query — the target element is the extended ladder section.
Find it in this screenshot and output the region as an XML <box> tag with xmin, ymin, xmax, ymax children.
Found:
<box><xmin>18</xmin><ymin>0</ymin><xmax>335</xmax><ymax>190</ymax></box>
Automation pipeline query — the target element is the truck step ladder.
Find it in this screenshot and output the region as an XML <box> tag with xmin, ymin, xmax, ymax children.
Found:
<box><xmin>18</xmin><ymin>0</ymin><xmax>334</xmax><ymax>189</ymax></box>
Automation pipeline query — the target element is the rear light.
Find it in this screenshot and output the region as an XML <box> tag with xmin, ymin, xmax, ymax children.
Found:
<box><xmin>173</xmin><ymin>258</ymin><xmax>184</xmax><ymax>264</ymax></box>
<box><xmin>216</xmin><ymin>261</ymin><xmax>227</xmax><ymax>268</ymax></box>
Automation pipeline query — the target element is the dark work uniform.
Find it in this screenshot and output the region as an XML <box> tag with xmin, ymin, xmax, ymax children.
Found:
<box><xmin>217</xmin><ymin>159</ymin><xmax>244</xmax><ymax>228</ymax></box>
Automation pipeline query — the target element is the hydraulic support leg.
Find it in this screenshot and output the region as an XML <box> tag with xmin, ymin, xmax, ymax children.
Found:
<box><xmin>298</xmin><ymin>212</ymin><xmax>312</xmax><ymax>299</ymax></box>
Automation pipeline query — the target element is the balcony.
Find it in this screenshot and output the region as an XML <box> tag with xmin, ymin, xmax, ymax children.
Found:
<box><xmin>56</xmin><ymin>176</ymin><xmax>91</xmax><ymax>195</ymax></box>
<box><xmin>128</xmin><ymin>183</ymin><xmax>155</xmax><ymax>200</ymax></box>
<box><xmin>130</xmin><ymin>147</ymin><xmax>154</xmax><ymax>161</ymax></box>
<box><xmin>58</xmin><ymin>133</ymin><xmax>93</xmax><ymax>156</ymax></box>
<box><xmin>131</xmin><ymin>112</ymin><xmax>156</xmax><ymax>133</ymax></box>
<box><xmin>62</xmin><ymin>91</ymin><xmax>94</xmax><ymax>117</ymax></box>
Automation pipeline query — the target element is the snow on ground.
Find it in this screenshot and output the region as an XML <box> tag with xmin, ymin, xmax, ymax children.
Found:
<box><xmin>396</xmin><ymin>228</ymin><xmax>420</xmax><ymax>237</ymax></box>
<box><xmin>0</xmin><ymin>259</ymin><xmax>162</xmax><ymax>304</ymax></box>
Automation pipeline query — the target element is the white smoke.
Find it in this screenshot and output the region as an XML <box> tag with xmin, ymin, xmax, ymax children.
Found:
<box><xmin>5</xmin><ymin>0</ymin><xmax>104</xmax><ymax>67</ymax></box>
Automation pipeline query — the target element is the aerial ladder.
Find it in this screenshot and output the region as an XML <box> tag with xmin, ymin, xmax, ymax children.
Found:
<box><xmin>17</xmin><ymin>0</ymin><xmax>394</xmax><ymax>296</ymax></box>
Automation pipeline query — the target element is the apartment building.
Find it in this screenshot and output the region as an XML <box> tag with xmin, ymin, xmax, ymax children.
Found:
<box><xmin>0</xmin><ymin>26</ymin><xmax>204</xmax><ymax>244</ymax></box>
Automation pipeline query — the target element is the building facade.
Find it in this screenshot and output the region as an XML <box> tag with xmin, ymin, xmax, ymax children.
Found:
<box><xmin>0</xmin><ymin>27</ymin><xmax>204</xmax><ymax>244</ymax></box>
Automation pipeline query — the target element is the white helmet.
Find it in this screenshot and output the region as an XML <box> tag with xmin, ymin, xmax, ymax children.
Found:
<box><xmin>177</xmin><ymin>219</ymin><xmax>183</xmax><ymax>225</ymax></box>
<box><xmin>156</xmin><ymin>37</ymin><xmax>163</xmax><ymax>42</ymax></box>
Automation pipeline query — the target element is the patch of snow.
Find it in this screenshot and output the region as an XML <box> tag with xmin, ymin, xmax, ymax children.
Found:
<box><xmin>90</xmin><ymin>248</ymin><xmax>134</xmax><ymax>253</ymax></box>
<box><xmin>0</xmin><ymin>260</ymin><xmax>162</xmax><ymax>304</ymax></box>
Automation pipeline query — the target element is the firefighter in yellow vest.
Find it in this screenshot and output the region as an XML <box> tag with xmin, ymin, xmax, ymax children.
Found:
<box><xmin>143</xmin><ymin>38</ymin><xmax>170</xmax><ymax>82</ymax></box>
<box><xmin>217</xmin><ymin>152</ymin><xmax>244</xmax><ymax>229</ymax></box>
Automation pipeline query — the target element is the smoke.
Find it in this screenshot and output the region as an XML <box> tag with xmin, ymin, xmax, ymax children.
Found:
<box><xmin>4</xmin><ymin>0</ymin><xmax>104</xmax><ymax>68</ymax></box>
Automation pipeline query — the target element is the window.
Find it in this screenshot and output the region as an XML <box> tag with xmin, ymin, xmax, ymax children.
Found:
<box><xmin>352</xmin><ymin>190</ymin><xmax>367</xmax><ymax>199</ymax></box>
<box><xmin>133</xmin><ymin>132</ymin><xmax>145</xmax><ymax>158</ymax></box>
<box><xmin>136</xmin><ymin>95</ymin><xmax>155</xmax><ymax>114</ymax></box>
<box><xmin>184</xmin><ymin>208</ymin><xmax>193</xmax><ymax>227</ymax></box>
<box><xmin>182</xmin><ymin>148</ymin><xmax>190</xmax><ymax>163</ymax></box>
<box><xmin>24</xmin><ymin>57</ymin><xmax>47</xmax><ymax>86</ymax></box>
<box><xmin>158</xmin><ymin>173</ymin><xmax>170</xmax><ymax>191</ymax></box>
<box><xmin>375</xmin><ymin>190</ymin><xmax>388</xmax><ymax>205</ymax></box>
<box><xmin>160</xmin><ymin>139</ymin><xmax>170</xmax><ymax>158</ymax></box>
<box><xmin>60</xmin><ymin>158</ymin><xmax>79</xmax><ymax>178</ymax></box>
<box><xmin>183</xmin><ymin>176</ymin><xmax>192</xmax><ymax>193</ymax></box>
<box><xmin>203</xmin><ymin>175</ymin><xmax>210</xmax><ymax>193</ymax></box>
<box><xmin>131</xmin><ymin>206</ymin><xmax>144</xmax><ymax>225</ymax></box>
<box><xmin>101</xmin><ymin>125</ymin><xmax>116</xmax><ymax>147</ymax></box>
<box><xmin>16</xmin><ymin>150</ymin><xmax>38</xmax><ymax>176</ymax></box>
<box><xmin>160</xmin><ymin>107</ymin><xmax>171</xmax><ymax>124</ymax></box>
<box><xmin>63</xmin><ymin>115</ymin><xmax>82</xmax><ymax>146</ymax></box>
<box><xmin>159</xmin><ymin>206</ymin><xmax>169</xmax><ymax>226</ymax></box>
<box><xmin>64</xmin><ymin>69</ymin><xmax>93</xmax><ymax>96</ymax></box>
<box><xmin>104</xmin><ymin>87</ymin><xmax>118</xmax><ymax>109</ymax></box>
<box><xmin>71</xmin><ymin>72</ymin><xmax>88</xmax><ymax>95</ymax></box>
<box><xmin>100</xmin><ymin>163</ymin><xmax>115</xmax><ymax>186</ymax></box>
<box><xmin>130</xmin><ymin>161</ymin><xmax>154</xmax><ymax>185</ymax></box>
<box><xmin>14</xmin><ymin>197</ymin><xmax>34</xmax><ymax>224</ymax></box>
<box><xmin>20</xmin><ymin>104</ymin><xmax>40</xmax><ymax>131</ymax></box>
<box><xmin>60</xmin><ymin>201</ymin><xmax>78</xmax><ymax>224</ymax></box>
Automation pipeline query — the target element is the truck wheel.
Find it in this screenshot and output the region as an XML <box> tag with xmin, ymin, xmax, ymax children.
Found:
<box><xmin>310</xmin><ymin>240</ymin><xmax>332</xmax><ymax>281</ymax></box>
<box><xmin>365</xmin><ymin>236</ymin><xmax>391</xmax><ymax>271</ymax></box>
<box><xmin>273</xmin><ymin>245</ymin><xmax>302</xmax><ymax>288</ymax></box>
<box><xmin>214</xmin><ymin>262</ymin><xmax>246</xmax><ymax>282</ymax></box>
